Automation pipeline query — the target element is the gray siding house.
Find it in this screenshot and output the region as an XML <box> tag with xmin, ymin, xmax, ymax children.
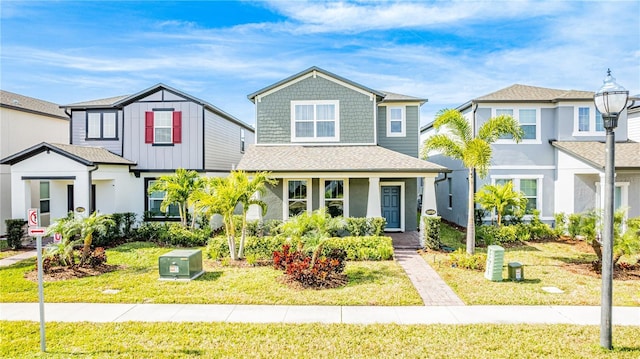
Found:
<box><xmin>1</xmin><ymin>84</ymin><xmax>254</xmax><ymax>223</ymax></box>
<box><xmin>421</xmin><ymin>84</ymin><xmax>640</xmax><ymax>227</ymax></box>
<box><xmin>238</xmin><ymin>67</ymin><xmax>448</xmax><ymax>231</ymax></box>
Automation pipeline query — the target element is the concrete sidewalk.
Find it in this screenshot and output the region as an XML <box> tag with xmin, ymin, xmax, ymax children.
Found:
<box><xmin>0</xmin><ymin>250</ymin><xmax>36</xmax><ymax>267</ymax></box>
<box><xmin>1</xmin><ymin>303</ymin><xmax>639</xmax><ymax>325</ymax></box>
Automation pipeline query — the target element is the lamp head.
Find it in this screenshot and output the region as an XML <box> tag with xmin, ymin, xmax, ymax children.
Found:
<box><xmin>594</xmin><ymin>69</ymin><xmax>629</xmax><ymax>122</ymax></box>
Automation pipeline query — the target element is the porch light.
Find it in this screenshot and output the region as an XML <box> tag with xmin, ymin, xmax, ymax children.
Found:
<box><xmin>594</xmin><ymin>68</ymin><xmax>628</xmax><ymax>350</ymax></box>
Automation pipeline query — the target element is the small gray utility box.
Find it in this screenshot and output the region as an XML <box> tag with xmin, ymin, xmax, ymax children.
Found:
<box><xmin>159</xmin><ymin>249</ymin><xmax>204</xmax><ymax>281</ymax></box>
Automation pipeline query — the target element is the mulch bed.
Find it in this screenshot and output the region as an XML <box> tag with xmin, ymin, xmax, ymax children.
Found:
<box><xmin>24</xmin><ymin>264</ymin><xmax>121</xmax><ymax>282</ymax></box>
<box><xmin>277</xmin><ymin>273</ymin><xmax>348</xmax><ymax>290</ymax></box>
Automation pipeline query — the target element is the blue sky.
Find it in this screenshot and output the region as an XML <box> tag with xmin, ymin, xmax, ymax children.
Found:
<box><xmin>1</xmin><ymin>0</ymin><xmax>639</xmax><ymax>126</ymax></box>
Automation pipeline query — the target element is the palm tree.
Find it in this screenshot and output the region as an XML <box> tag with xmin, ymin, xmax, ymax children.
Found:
<box><xmin>422</xmin><ymin>108</ymin><xmax>523</xmax><ymax>254</ymax></box>
<box><xmin>78</xmin><ymin>211</ymin><xmax>114</xmax><ymax>264</ymax></box>
<box><xmin>45</xmin><ymin>211</ymin><xmax>114</xmax><ymax>265</ymax></box>
<box><xmin>147</xmin><ymin>168</ymin><xmax>201</xmax><ymax>227</ymax></box>
<box><xmin>475</xmin><ymin>182</ymin><xmax>526</xmax><ymax>227</ymax></box>
<box><xmin>233</xmin><ymin>171</ymin><xmax>276</xmax><ymax>259</ymax></box>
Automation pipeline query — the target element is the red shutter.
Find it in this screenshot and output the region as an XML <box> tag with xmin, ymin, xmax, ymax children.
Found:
<box><xmin>145</xmin><ymin>112</ymin><xmax>154</xmax><ymax>143</ymax></box>
<box><xmin>172</xmin><ymin>111</ymin><xmax>182</xmax><ymax>144</ymax></box>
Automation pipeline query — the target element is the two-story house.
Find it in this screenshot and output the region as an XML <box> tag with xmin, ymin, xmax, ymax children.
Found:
<box><xmin>1</xmin><ymin>84</ymin><xmax>254</xmax><ymax>224</ymax></box>
<box><xmin>421</xmin><ymin>84</ymin><xmax>640</xmax><ymax>228</ymax></box>
<box><xmin>0</xmin><ymin>90</ymin><xmax>70</xmax><ymax>232</ymax></box>
<box><xmin>237</xmin><ymin>67</ymin><xmax>448</xmax><ymax>232</ymax></box>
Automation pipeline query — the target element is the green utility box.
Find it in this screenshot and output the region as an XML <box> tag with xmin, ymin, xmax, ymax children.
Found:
<box><xmin>159</xmin><ymin>249</ymin><xmax>204</xmax><ymax>281</ymax></box>
<box><xmin>484</xmin><ymin>245</ymin><xmax>505</xmax><ymax>282</ymax></box>
<box><xmin>508</xmin><ymin>262</ymin><xmax>524</xmax><ymax>281</ymax></box>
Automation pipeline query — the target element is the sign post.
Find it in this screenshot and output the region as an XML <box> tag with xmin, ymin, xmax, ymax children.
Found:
<box><xmin>28</xmin><ymin>208</ymin><xmax>46</xmax><ymax>352</ymax></box>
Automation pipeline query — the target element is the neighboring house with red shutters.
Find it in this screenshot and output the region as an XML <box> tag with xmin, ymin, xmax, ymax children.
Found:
<box><xmin>1</xmin><ymin>84</ymin><xmax>254</xmax><ymax>224</ymax></box>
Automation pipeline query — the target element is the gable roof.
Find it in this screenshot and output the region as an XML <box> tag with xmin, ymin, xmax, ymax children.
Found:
<box><xmin>61</xmin><ymin>83</ymin><xmax>254</xmax><ymax>131</ymax></box>
<box><xmin>551</xmin><ymin>141</ymin><xmax>640</xmax><ymax>170</ymax></box>
<box><xmin>474</xmin><ymin>84</ymin><xmax>594</xmax><ymax>103</ymax></box>
<box><xmin>0</xmin><ymin>142</ymin><xmax>135</xmax><ymax>166</ymax></box>
<box><xmin>0</xmin><ymin>90</ymin><xmax>68</xmax><ymax>120</ymax></box>
<box><xmin>237</xmin><ymin>145</ymin><xmax>448</xmax><ymax>173</ymax></box>
<box><xmin>248</xmin><ymin>66</ymin><xmax>426</xmax><ymax>104</ymax></box>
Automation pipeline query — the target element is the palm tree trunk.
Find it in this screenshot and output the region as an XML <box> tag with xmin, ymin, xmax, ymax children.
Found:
<box><xmin>225</xmin><ymin>215</ymin><xmax>237</xmax><ymax>261</ymax></box>
<box><xmin>238</xmin><ymin>211</ymin><xmax>247</xmax><ymax>259</ymax></box>
<box><xmin>81</xmin><ymin>235</ymin><xmax>92</xmax><ymax>265</ymax></box>
<box><xmin>467</xmin><ymin>168</ymin><xmax>476</xmax><ymax>254</ymax></box>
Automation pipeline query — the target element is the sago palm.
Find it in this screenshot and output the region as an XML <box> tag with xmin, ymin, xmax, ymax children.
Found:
<box><xmin>422</xmin><ymin>108</ymin><xmax>523</xmax><ymax>254</ymax></box>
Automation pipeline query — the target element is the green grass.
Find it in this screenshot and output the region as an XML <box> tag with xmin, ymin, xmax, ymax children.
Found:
<box><xmin>2</xmin><ymin>321</ymin><xmax>639</xmax><ymax>358</ymax></box>
<box><xmin>430</xmin><ymin>224</ymin><xmax>640</xmax><ymax>306</ymax></box>
<box><xmin>0</xmin><ymin>249</ymin><xmax>24</xmax><ymax>260</ymax></box>
<box><xmin>0</xmin><ymin>242</ymin><xmax>422</xmax><ymax>306</ymax></box>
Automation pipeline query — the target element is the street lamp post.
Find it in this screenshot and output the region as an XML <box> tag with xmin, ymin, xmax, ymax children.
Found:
<box><xmin>593</xmin><ymin>69</ymin><xmax>628</xmax><ymax>350</ymax></box>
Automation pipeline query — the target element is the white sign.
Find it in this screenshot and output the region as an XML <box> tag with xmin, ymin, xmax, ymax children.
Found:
<box><xmin>28</xmin><ymin>227</ymin><xmax>46</xmax><ymax>236</ymax></box>
<box><xmin>53</xmin><ymin>233</ymin><xmax>62</xmax><ymax>244</ymax></box>
<box><xmin>28</xmin><ymin>208</ymin><xmax>39</xmax><ymax>227</ymax></box>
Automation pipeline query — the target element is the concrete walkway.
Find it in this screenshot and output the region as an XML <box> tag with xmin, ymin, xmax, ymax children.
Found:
<box><xmin>0</xmin><ymin>250</ymin><xmax>36</xmax><ymax>267</ymax></box>
<box><xmin>1</xmin><ymin>303</ymin><xmax>639</xmax><ymax>325</ymax></box>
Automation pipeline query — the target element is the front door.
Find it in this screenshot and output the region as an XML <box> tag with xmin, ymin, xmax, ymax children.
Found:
<box><xmin>381</xmin><ymin>186</ymin><xmax>401</xmax><ymax>229</ymax></box>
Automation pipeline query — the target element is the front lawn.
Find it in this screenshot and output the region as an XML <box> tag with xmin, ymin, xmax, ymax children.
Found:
<box><xmin>0</xmin><ymin>242</ymin><xmax>422</xmax><ymax>306</ymax></box>
<box><xmin>2</xmin><ymin>321</ymin><xmax>639</xmax><ymax>358</ymax></box>
<box><xmin>429</xmin><ymin>224</ymin><xmax>640</xmax><ymax>306</ymax></box>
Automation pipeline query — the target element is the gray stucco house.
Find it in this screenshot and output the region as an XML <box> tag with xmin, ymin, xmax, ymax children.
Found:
<box><xmin>238</xmin><ymin>67</ymin><xmax>448</xmax><ymax>231</ymax></box>
<box><xmin>421</xmin><ymin>84</ymin><xmax>640</xmax><ymax>227</ymax></box>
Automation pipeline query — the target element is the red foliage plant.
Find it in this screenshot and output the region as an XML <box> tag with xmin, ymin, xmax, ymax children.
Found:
<box><xmin>273</xmin><ymin>244</ymin><xmax>346</xmax><ymax>288</ymax></box>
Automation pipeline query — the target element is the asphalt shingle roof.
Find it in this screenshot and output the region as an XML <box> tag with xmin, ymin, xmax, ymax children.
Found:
<box><xmin>551</xmin><ymin>141</ymin><xmax>640</xmax><ymax>169</ymax></box>
<box><xmin>474</xmin><ymin>84</ymin><xmax>594</xmax><ymax>102</ymax></box>
<box><xmin>0</xmin><ymin>142</ymin><xmax>135</xmax><ymax>166</ymax></box>
<box><xmin>0</xmin><ymin>90</ymin><xmax>68</xmax><ymax>119</ymax></box>
<box><xmin>62</xmin><ymin>95</ymin><xmax>130</xmax><ymax>108</ymax></box>
<box><xmin>237</xmin><ymin>145</ymin><xmax>448</xmax><ymax>173</ymax></box>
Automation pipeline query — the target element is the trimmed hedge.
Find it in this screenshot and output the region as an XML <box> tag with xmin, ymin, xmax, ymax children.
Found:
<box><xmin>205</xmin><ymin>235</ymin><xmax>394</xmax><ymax>261</ymax></box>
<box><xmin>421</xmin><ymin>216</ymin><xmax>441</xmax><ymax>250</ymax></box>
<box><xmin>5</xmin><ymin>219</ymin><xmax>26</xmax><ymax>250</ymax></box>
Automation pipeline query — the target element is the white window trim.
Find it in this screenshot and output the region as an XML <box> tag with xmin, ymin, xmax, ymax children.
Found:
<box><xmin>154</xmin><ymin>111</ymin><xmax>173</xmax><ymax>144</ymax></box>
<box><xmin>595</xmin><ymin>181</ymin><xmax>629</xmax><ymax>220</ymax></box>
<box><xmin>320</xmin><ymin>178</ymin><xmax>349</xmax><ymax>217</ymax></box>
<box><xmin>283</xmin><ymin>178</ymin><xmax>312</xmax><ymax>219</ymax></box>
<box><xmin>493</xmin><ymin>107</ymin><xmax>541</xmax><ymax>144</ymax></box>
<box><xmin>573</xmin><ymin>106</ymin><xmax>604</xmax><ymax>136</ymax></box>
<box><xmin>386</xmin><ymin>106</ymin><xmax>406</xmax><ymax>137</ymax></box>
<box><xmin>380</xmin><ymin>181</ymin><xmax>405</xmax><ymax>232</ymax></box>
<box><xmin>290</xmin><ymin>100</ymin><xmax>340</xmax><ymax>142</ymax></box>
<box><xmin>147</xmin><ymin>179</ymin><xmax>180</xmax><ymax>219</ymax></box>
<box><xmin>489</xmin><ymin>175</ymin><xmax>543</xmax><ymax>218</ymax></box>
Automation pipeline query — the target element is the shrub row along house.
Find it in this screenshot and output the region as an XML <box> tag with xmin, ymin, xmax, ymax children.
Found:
<box><xmin>1</xmin><ymin>67</ymin><xmax>447</xmax><ymax>233</ymax></box>
<box><xmin>421</xmin><ymin>83</ymin><xmax>640</xmax><ymax>227</ymax></box>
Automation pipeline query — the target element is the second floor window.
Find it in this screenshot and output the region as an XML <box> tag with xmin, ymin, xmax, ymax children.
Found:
<box><xmin>86</xmin><ymin>111</ymin><xmax>117</xmax><ymax>139</ymax></box>
<box><xmin>291</xmin><ymin>100</ymin><xmax>339</xmax><ymax>142</ymax></box>
<box><xmin>575</xmin><ymin>107</ymin><xmax>604</xmax><ymax>134</ymax></box>
<box><xmin>145</xmin><ymin>110</ymin><xmax>182</xmax><ymax>145</ymax></box>
<box><xmin>495</xmin><ymin>108</ymin><xmax>538</xmax><ymax>142</ymax></box>
<box><xmin>387</xmin><ymin>106</ymin><xmax>405</xmax><ymax>137</ymax></box>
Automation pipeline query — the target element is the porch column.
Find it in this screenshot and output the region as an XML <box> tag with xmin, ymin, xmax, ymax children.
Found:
<box><xmin>11</xmin><ymin>176</ymin><xmax>31</xmax><ymax>219</ymax></box>
<box><xmin>366</xmin><ymin>177</ymin><xmax>381</xmax><ymax>218</ymax></box>
<box><xmin>421</xmin><ymin>176</ymin><xmax>437</xmax><ymax>216</ymax></box>
<box><xmin>73</xmin><ymin>172</ymin><xmax>90</xmax><ymax>215</ymax></box>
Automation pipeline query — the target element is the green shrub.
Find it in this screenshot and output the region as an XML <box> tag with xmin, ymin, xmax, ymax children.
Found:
<box><xmin>4</xmin><ymin>219</ymin><xmax>26</xmax><ymax>250</ymax></box>
<box><xmin>323</xmin><ymin>236</ymin><xmax>393</xmax><ymax>260</ymax></box>
<box><xmin>345</xmin><ymin>217</ymin><xmax>370</xmax><ymax>237</ymax></box>
<box><xmin>476</xmin><ymin>225</ymin><xmax>526</xmax><ymax>246</ymax></box>
<box><xmin>449</xmin><ymin>248</ymin><xmax>487</xmax><ymax>271</ymax></box>
<box><xmin>263</xmin><ymin>219</ymin><xmax>283</xmax><ymax>236</ymax></box>
<box><xmin>134</xmin><ymin>222</ymin><xmax>210</xmax><ymax>247</ymax></box>
<box><xmin>554</xmin><ymin>212</ymin><xmax>568</xmax><ymax>236</ymax></box>
<box><xmin>421</xmin><ymin>216</ymin><xmax>441</xmax><ymax>250</ymax></box>
<box><xmin>205</xmin><ymin>235</ymin><xmax>287</xmax><ymax>260</ymax></box>
<box><xmin>567</xmin><ymin>213</ymin><xmax>582</xmax><ymax>238</ymax></box>
<box><xmin>369</xmin><ymin>217</ymin><xmax>386</xmax><ymax>236</ymax></box>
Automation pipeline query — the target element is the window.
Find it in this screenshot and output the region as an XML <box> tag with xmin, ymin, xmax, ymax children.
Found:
<box><xmin>145</xmin><ymin>110</ymin><xmax>182</xmax><ymax>145</ymax></box>
<box><xmin>291</xmin><ymin>100</ymin><xmax>339</xmax><ymax>142</ymax></box>
<box><xmin>574</xmin><ymin>106</ymin><xmax>604</xmax><ymax>135</ymax></box>
<box><xmin>387</xmin><ymin>106</ymin><xmax>405</xmax><ymax>137</ymax></box>
<box><xmin>145</xmin><ymin>179</ymin><xmax>180</xmax><ymax>219</ymax></box>
<box><xmin>321</xmin><ymin>179</ymin><xmax>347</xmax><ymax>217</ymax></box>
<box><xmin>495</xmin><ymin>108</ymin><xmax>539</xmax><ymax>142</ymax></box>
<box><xmin>240</xmin><ymin>129</ymin><xmax>246</xmax><ymax>153</ymax></box>
<box><xmin>39</xmin><ymin>181</ymin><xmax>50</xmax><ymax>214</ymax></box>
<box><xmin>447</xmin><ymin>177</ymin><xmax>453</xmax><ymax>209</ymax></box>
<box><xmin>86</xmin><ymin>111</ymin><xmax>117</xmax><ymax>139</ymax></box>
<box><xmin>595</xmin><ymin>182</ymin><xmax>629</xmax><ymax>218</ymax></box>
<box><xmin>493</xmin><ymin>176</ymin><xmax>541</xmax><ymax>215</ymax></box>
<box><xmin>285</xmin><ymin>179</ymin><xmax>310</xmax><ymax>218</ymax></box>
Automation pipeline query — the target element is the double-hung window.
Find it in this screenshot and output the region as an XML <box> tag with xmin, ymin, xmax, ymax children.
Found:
<box><xmin>387</xmin><ymin>106</ymin><xmax>405</xmax><ymax>137</ymax></box>
<box><xmin>285</xmin><ymin>179</ymin><xmax>311</xmax><ymax>218</ymax></box>
<box><xmin>145</xmin><ymin>179</ymin><xmax>180</xmax><ymax>219</ymax></box>
<box><xmin>86</xmin><ymin>111</ymin><xmax>117</xmax><ymax>140</ymax></box>
<box><xmin>145</xmin><ymin>110</ymin><xmax>182</xmax><ymax>145</ymax></box>
<box><xmin>321</xmin><ymin>179</ymin><xmax>347</xmax><ymax>218</ymax></box>
<box><xmin>240</xmin><ymin>129</ymin><xmax>246</xmax><ymax>153</ymax></box>
<box><xmin>39</xmin><ymin>181</ymin><xmax>50</xmax><ymax>214</ymax></box>
<box><xmin>495</xmin><ymin>108</ymin><xmax>539</xmax><ymax>143</ymax></box>
<box><xmin>291</xmin><ymin>100</ymin><xmax>339</xmax><ymax>142</ymax></box>
<box><xmin>574</xmin><ymin>106</ymin><xmax>604</xmax><ymax>135</ymax></box>
<box><xmin>493</xmin><ymin>176</ymin><xmax>541</xmax><ymax>214</ymax></box>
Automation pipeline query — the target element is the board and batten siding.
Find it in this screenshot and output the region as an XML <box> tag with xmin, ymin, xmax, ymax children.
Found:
<box><xmin>122</xmin><ymin>100</ymin><xmax>203</xmax><ymax>170</ymax></box>
<box><xmin>376</xmin><ymin>105</ymin><xmax>419</xmax><ymax>157</ymax></box>
<box><xmin>204</xmin><ymin>109</ymin><xmax>253</xmax><ymax>171</ymax></box>
<box><xmin>70</xmin><ymin>109</ymin><xmax>124</xmax><ymax>156</ymax></box>
<box><xmin>256</xmin><ymin>75</ymin><xmax>375</xmax><ymax>144</ymax></box>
